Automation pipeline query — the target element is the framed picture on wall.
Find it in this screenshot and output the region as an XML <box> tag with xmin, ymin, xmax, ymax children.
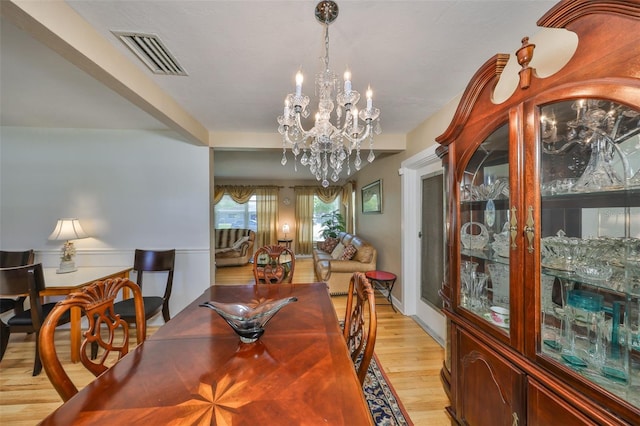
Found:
<box><xmin>361</xmin><ymin>179</ymin><xmax>382</xmax><ymax>214</ymax></box>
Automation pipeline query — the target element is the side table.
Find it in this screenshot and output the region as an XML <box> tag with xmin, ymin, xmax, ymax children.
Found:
<box><xmin>365</xmin><ymin>270</ymin><xmax>397</xmax><ymax>312</ymax></box>
<box><xmin>277</xmin><ymin>239</ymin><xmax>293</xmax><ymax>249</ymax></box>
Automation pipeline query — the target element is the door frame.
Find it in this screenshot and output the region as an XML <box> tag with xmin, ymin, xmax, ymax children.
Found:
<box><xmin>400</xmin><ymin>143</ymin><xmax>445</xmax><ymax>345</ymax></box>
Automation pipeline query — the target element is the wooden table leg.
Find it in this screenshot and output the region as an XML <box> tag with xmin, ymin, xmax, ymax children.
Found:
<box><xmin>70</xmin><ymin>306</ymin><xmax>81</xmax><ymax>363</ymax></box>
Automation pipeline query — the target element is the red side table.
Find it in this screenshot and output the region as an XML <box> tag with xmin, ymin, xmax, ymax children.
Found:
<box><xmin>365</xmin><ymin>270</ymin><xmax>397</xmax><ymax>312</ymax></box>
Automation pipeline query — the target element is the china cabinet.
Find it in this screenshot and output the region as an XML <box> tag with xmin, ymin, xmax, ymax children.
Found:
<box><xmin>436</xmin><ymin>1</ymin><xmax>640</xmax><ymax>424</ymax></box>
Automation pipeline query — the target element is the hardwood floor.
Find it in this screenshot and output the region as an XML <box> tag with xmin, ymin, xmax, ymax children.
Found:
<box><xmin>0</xmin><ymin>258</ymin><xmax>450</xmax><ymax>425</ymax></box>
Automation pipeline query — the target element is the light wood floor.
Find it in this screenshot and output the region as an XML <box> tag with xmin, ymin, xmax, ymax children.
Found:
<box><xmin>0</xmin><ymin>258</ymin><xmax>450</xmax><ymax>425</ymax></box>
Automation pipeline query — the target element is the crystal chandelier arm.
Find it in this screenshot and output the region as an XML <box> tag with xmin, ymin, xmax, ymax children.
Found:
<box><xmin>340</xmin><ymin>120</ymin><xmax>372</xmax><ymax>146</ymax></box>
<box><xmin>291</xmin><ymin>109</ymin><xmax>315</xmax><ymax>140</ymax></box>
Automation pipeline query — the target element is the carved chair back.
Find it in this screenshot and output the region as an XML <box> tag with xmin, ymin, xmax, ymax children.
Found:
<box><xmin>253</xmin><ymin>245</ymin><xmax>296</xmax><ymax>284</ymax></box>
<box><xmin>343</xmin><ymin>272</ymin><xmax>377</xmax><ymax>385</ymax></box>
<box><xmin>39</xmin><ymin>278</ymin><xmax>146</xmax><ymax>401</ymax></box>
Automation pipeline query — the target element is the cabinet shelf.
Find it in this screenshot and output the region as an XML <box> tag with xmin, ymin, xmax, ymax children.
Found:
<box><xmin>460</xmin><ymin>198</ymin><xmax>509</xmax><ymax>210</ymax></box>
<box><xmin>541</xmin><ymin>266</ymin><xmax>630</xmax><ymax>295</ymax></box>
<box><xmin>461</xmin><ymin>248</ymin><xmax>510</xmax><ymax>266</ymax></box>
<box><xmin>541</xmin><ymin>187</ymin><xmax>640</xmax><ymax>209</ymax></box>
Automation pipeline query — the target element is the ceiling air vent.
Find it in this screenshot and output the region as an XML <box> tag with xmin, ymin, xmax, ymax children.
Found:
<box><xmin>112</xmin><ymin>31</ymin><xmax>187</xmax><ymax>76</ymax></box>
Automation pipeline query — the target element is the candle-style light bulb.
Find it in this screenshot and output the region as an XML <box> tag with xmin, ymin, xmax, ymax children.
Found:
<box><xmin>295</xmin><ymin>71</ymin><xmax>303</xmax><ymax>96</ymax></box>
<box><xmin>344</xmin><ymin>70</ymin><xmax>352</xmax><ymax>94</ymax></box>
<box><xmin>284</xmin><ymin>99</ymin><xmax>290</xmax><ymax>116</ymax></box>
<box><xmin>366</xmin><ymin>86</ymin><xmax>373</xmax><ymax>110</ymax></box>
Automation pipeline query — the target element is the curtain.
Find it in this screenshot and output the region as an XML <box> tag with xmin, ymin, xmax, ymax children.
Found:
<box><xmin>294</xmin><ymin>187</ymin><xmax>316</xmax><ymax>255</ymax></box>
<box><xmin>213</xmin><ymin>186</ymin><xmax>226</xmax><ymax>205</ymax></box>
<box><xmin>341</xmin><ymin>181</ymin><xmax>355</xmax><ymax>233</ymax></box>
<box><xmin>255</xmin><ymin>187</ymin><xmax>279</xmax><ymax>248</ymax></box>
<box><xmin>315</xmin><ymin>186</ymin><xmax>342</xmax><ymax>203</ymax></box>
<box><xmin>214</xmin><ymin>185</ymin><xmax>279</xmax><ymax>248</ymax></box>
<box><xmin>224</xmin><ymin>185</ymin><xmax>255</xmax><ymax>204</ymax></box>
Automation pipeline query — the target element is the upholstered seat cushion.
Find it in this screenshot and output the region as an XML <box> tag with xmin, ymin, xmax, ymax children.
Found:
<box><xmin>113</xmin><ymin>296</ymin><xmax>164</xmax><ymax>320</ymax></box>
<box><xmin>0</xmin><ymin>299</ymin><xmax>16</xmax><ymax>314</ymax></box>
<box><xmin>7</xmin><ymin>303</ymin><xmax>70</xmax><ymax>326</ymax></box>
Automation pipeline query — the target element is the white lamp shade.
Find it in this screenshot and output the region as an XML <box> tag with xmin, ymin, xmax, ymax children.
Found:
<box><xmin>282</xmin><ymin>223</ymin><xmax>290</xmax><ymax>233</ymax></box>
<box><xmin>48</xmin><ymin>218</ymin><xmax>89</xmax><ymax>241</ymax></box>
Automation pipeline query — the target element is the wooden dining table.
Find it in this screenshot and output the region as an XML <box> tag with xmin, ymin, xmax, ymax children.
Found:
<box><xmin>40</xmin><ymin>282</ymin><xmax>374</xmax><ymax>425</ymax></box>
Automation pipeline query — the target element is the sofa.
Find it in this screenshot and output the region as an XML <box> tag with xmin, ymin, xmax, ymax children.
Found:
<box><xmin>214</xmin><ymin>228</ymin><xmax>255</xmax><ymax>267</ymax></box>
<box><xmin>313</xmin><ymin>231</ymin><xmax>377</xmax><ymax>295</ymax></box>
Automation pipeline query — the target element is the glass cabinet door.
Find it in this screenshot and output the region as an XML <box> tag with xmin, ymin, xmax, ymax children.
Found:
<box><xmin>538</xmin><ymin>99</ymin><xmax>640</xmax><ymax>406</ymax></box>
<box><xmin>459</xmin><ymin>123</ymin><xmax>511</xmax><ymax>334</ymax></box>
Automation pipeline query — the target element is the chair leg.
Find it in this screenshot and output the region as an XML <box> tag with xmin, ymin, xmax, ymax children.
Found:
<box><xmin>91</xmin><ymin>341</ymin><xmax>98</xmax><ymax>360</ymax></box>
<box><xmin>162</xmin><ymin>303</ymin><xmax>171</xmax><ymax>323</ymax></box>
<box><xmin>33</xmin><ymin>331</ymin><xmax>42</xmax><ymax>376</ymax></box>
<box><xmin>0</xmin><ymin>322</ymin><xmax>10</xmax><ymax>361</ymax></box>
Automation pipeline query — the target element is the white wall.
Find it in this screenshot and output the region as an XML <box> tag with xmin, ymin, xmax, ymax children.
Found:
<box><xmin>0</xmin><ymin>127</ymin><xmax>211</xmax><ymax>321</ymax></box>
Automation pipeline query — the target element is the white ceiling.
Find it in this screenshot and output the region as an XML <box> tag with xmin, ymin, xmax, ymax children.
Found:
<box><xmin>0</xmin><ymin>0</ymin><xmax>558</xmax><ymax>179</ymax></box>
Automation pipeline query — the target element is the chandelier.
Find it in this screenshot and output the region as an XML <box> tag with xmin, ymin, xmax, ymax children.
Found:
<box><xmin>277</xmin><ymin>1</ymin><xmax>381</xmax><ymax>187</ymax></box>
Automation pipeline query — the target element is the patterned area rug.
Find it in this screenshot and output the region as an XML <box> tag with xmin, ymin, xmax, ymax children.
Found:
<box><xmin>365</xmin><ymin>354</ymin><xmax>414</xmax><ymax>425</ymax></box>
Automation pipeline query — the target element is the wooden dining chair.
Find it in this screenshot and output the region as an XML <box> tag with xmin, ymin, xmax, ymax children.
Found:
<box><xmin>114</xmin><ymin>249</ymin><xmax>175</xmax><ymax>325</ymax></box>
<box><xmin>0</xmin><ymin>263</ymin><xmax>70</xmax><ymax>376</ymax></box>
<box><xmin>0</xmin><ymin>250</ymin><xmax>34</xmax><ymax>316</ymax></box>
<box><xmin>39</xmin><ymin>277</ymin><xmax>146</xmax><ymax>401</ymax></box>
<box><xmin>253</xmin><ymin>245</ymin><xmax>296</xmax><ymax>284</ymax></box>
<box><xmin>343</xmin><ymin>272</ymin><xmax>377</xmax><ymax>385</ymax></box>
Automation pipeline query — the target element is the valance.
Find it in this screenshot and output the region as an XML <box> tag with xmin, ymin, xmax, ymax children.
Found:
<box><xmin>214</xmin><ymin>185</ymin><xmax>280</xmax><ymax>204</ymax></box>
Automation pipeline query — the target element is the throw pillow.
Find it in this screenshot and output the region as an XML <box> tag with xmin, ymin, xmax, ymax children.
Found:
<box><xmin>340</xmin><ymin>244</ymin><xmax>357</xmax><ymax>260</ymax></box>
<box><xmin>331</xmin><ymin>242</ymin><xmax>345</xmax><ymax>259</ymax></box>
<box><xmin>323</xmin><ymin>237</ymin><xmax>340</xmax><ymax>253</ymax></box>
<box><xmin>231</xmin><ymin>236</ymin><xmax>250</xmax><ymax>250</ymax></box>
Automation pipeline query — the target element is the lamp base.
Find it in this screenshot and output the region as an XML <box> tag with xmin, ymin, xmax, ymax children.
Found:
<box><xmin>56</xmin><ymin>260</ymin><xmax>77</xmax><ymax>274</ymax></box>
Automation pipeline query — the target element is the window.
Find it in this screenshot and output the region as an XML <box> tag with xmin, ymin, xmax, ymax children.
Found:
<box><xmin>313</xmin><ymin>196</ymin><xmax>340</xmax><ymax>241</ymax></box>
<box><xmin>214</xmin><ymin>195</ymin><xmax>257</xmax><ymax>231</ymax></box>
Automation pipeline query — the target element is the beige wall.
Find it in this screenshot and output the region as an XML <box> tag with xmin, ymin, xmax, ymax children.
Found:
<box><xmin>353</xmin><ymin>96</ymin><xmax>460</xmax><ymax>302</ymax></box>
<box><xmin>352</xmin><ymin>153</ymin><xmax>403</xmax><ymax>294</ymax></box>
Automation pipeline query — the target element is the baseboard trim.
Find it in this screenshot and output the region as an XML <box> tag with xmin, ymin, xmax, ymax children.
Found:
<box><xmin>411</xmin><ymin>315</ymin><xmax>445</xmax><ymax>348</ymax></box>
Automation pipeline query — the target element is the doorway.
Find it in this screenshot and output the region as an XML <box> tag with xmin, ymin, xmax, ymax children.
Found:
<box><xmin>420</xmin><ymin>171</ymin><xmax>444</xmax><ymax>313</ymax></box>
<box><xmin>400</xmin><ymin>145</ymin><xmax>445</xmax><ymax>345</ymax></box>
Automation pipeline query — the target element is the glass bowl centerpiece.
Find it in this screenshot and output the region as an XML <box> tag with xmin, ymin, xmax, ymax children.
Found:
<box><xmin>200</xmin><ymin>297</ymin><xmax>298</xmax><ymax>343</ymax></box>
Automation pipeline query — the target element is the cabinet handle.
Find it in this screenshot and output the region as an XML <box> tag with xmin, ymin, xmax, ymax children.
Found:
<box><xmin>509</xmin><ymin>206</ymin><xmax>518</xmax><ymax>249</ymax></box>
<box><xmin>512</xmin><ymin>412</ymin><xmax>519</xmax><ymax>426</ymax></box>
<box><xmin>524</xmin><ymin>205</ymin><xmax>535</xmax><ymax>253</ymax></box>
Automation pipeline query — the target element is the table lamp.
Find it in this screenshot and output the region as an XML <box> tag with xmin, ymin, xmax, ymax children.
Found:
<box><xmin>48</xmin><ymin>218</ymin><xmax>88</xmax><ymax>273</ymax></box>
<box><xmin>282</xmin><ymin>223</ymin><xmax>290</xmax><ymax>239</ymax></box>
